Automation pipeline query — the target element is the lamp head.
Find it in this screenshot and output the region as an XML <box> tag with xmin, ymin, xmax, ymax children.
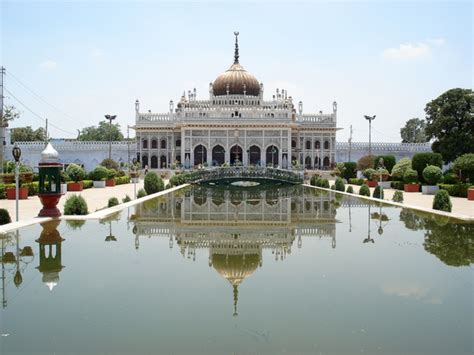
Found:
<box><xmin>364</xmin><ymin>115</ymin><xmax>376</xmax><ymax>121</ymax></box>
<box><xmin>12</xmin><ymin>144</ymin><xmax>21</xmax><ymax>162</ymax></box>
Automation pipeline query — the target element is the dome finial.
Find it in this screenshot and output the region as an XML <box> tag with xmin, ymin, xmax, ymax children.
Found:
<box><xmin>234</xmin><ymin>31</ymin><xmax>240</xmax><ymax>64</ymax></box>
<box><xmin>233</xmin><ymin>284</ymin><xmax>239</xmax><ymax>317</ymax></box>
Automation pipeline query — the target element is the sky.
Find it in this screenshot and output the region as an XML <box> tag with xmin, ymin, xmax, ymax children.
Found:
<box><xmin>0</xmin><ymin>0</ymin><xmax>472</xmax><ymax>142</ymax></box>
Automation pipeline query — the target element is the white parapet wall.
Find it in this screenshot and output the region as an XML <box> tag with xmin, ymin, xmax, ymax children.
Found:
<box><xmin>335</xmin><ymin>142</ymin><xmax>432</xmax><ymax>162</ymax></box>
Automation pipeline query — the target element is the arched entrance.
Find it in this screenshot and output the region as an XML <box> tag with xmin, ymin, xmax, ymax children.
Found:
<box><xmin>230</xmin><ymin>145</ymin><xmax>243</xmax><ymax>165</ymax></box>
<box><xmin>323</xmin><ymin>156</ymin><xmax>330</xmax><ymax>168</ymax></box>
<box><xmin>212</xmin><ymin>145</ymin><xmax>225</xmax><ymax>166</ymax></box>
<box><xmin>150</xmin><ymin>155</ymin><xmax>158</xmax><ymax>169</ymax></box>
<box><xmin>266</xmin><ymin>145</ymin><xmax>279</xmax><ymax>167</ymax></box>
<box><xmin>142</xmin><ymin>155</ymin><xmax>148</xmax><ymax>169</ymax></box>
<box><xmin>305</xmin><ymin>156</ymin><xmax>312</xmax><ymax>169</ymax></box>
<box><xmin>248</xmin><ymin>145</ymin><xmax>261</xmax><ymax>165</ymax></box>
<box><xmin>194</xmin><ymin>145</ymin><xmax>207</xmax><ymax>166</ymax></box>
<box><xmin>160</xmin><ymin>155</ymin><xmax>167</xmax><ymax>168</ymax></box>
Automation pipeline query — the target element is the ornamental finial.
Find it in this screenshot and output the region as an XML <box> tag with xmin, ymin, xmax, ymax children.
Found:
<box><xmin>234</xmin><ymin>31</ymin><xmax>239</xmax><ymax>64</ymax></box>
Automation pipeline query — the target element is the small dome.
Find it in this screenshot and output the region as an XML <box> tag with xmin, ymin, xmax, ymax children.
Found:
<box><xmin>212</xmin><ymin>253</ymin><xmax>260</xmax><ymax>286</ymax></box>
<box><xmin>41</xmin><ymin>143</ymin><xmax>59</xmax><ymax>163</ymax></box>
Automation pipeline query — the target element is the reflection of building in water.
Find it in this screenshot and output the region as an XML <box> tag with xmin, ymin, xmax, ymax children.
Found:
<box><xmin>132</xmin><ymin>186</ymin><xmax>338</xmax><ymax>315</ymax></box>
<box><xmin>36</xmin><ymin>221</ymin><xmax>65</xmax><ymax>291</ymax></box>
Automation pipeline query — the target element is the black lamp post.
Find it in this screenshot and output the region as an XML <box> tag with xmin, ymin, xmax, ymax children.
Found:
<box><xmin>104</xmin><ymin>114</ymin><xmax>117</xmax><ymax>161</ymax></box>
<box><xmin>364</xmin><ymin>115</ymin><xmax>376</xmax><ymax>157</ymax></box>
<box><xmin>12</xmin><ymin>144</ymin><xmax>21</xmax><ymax>222</ymax></box>
<box><xmin>132</xmin><ymin>157</ymin><xmax>137</xmax><ymax>199</ymax></box>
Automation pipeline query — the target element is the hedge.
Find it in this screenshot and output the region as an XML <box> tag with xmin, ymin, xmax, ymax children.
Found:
<box><xmin>348</xmin><ymin>178</ymin><xmax>365</xmax><ymax>185</ymax></box>
<box><xmin>438</xmin><ymin>183</ymin><xmax>472</xmax><ymax>198</ymax></box>
<box><xmin>433</xmin><ymin>190</ymin><xmax>452</xmax><ymax>212</ymax></box>
<box><xmin>83</xmin><ymin>180</ymin><xmax>93</xmax><ymax>189</ymax></box>
<box><xmin>412</xmin><ymin>153</ymin><xmax>443</xmax><ymax>183</ymax></box>
<box><xmin>115</xmin><ymin>176</ymin><xmax>130</xmax><ymax>185</ymax></box>
<box><xmin>452</xmin><ymin>153</ymin><xmax>474</xmax><ymax>183</ymax></box>
<box><xmin>390</xmin><ymin>181</ymin><xmax>405</xmax><ymax>190</ymax></box>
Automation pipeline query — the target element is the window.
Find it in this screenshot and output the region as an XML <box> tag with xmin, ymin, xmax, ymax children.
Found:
<box><xmin>324</xmin><ymin>141</ymin><xmax>329</xmax><ymax>149</ymax></box>
<box><xmin>292</xmin><ymin>140</ymin><xmax>297</xmax><ymax>148</ymax></box>
<box><xmin>151</xmin><ymin>139</ymin><xmax>157</xmax><ymax>149</ymax></box>
<box><xmin>161</xmin><ymin>139</ymin><xmax>167</xmax><ymax>149</ymax></box>
<box><xmin>142</xmin><ymin>139</ymin><xmax>148</xmax><ymax>149</ymax></box>
<box><xmin>315</xmin><ymin>141</ymin><xmax>320</xmax><ymax>149</ymax></box>
<box><xmin>306</xmin><ymin>141</ymin><xmax>311</xmax><ymax>150</ymax></box>
<box><xmin>176</xmin><ymin>139</ymin><xmax>181</xmax><ymax>147</ymax></box>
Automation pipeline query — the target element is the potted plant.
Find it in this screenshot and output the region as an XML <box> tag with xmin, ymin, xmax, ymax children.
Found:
<box><xmin>66</xmin><ymin>164</ymin><xmax>85</xmax><ymax>191</ymax></box>
<box><xmin>19</xmin><ymin>165</ymin><xmax>34</xmax><ymax>183</ymax></box>
<box><xmin>105</xmin><ymin>169</ymin><xmax>117</xmax><ymax>187</ymax></box>
<box><xmin>403</xmin><ymin>168</ymin><xmax>420</xmax><ymax>192</ymax></box>
<box><xmin>90</xmin><ymin>165</ymin><xmax>108</xmax><ymax>188</ymax></box>
<box><xmin>372</xmin><ymin>168</ymin><xmax>391</xmax><ymax>189</ymax></box>
<box><xmin>421</xmin><ymin>165</ymin><xmax>442</xmax><ymax>195</ymax></box>
<box><xmin>363</xmin><ymin>168</ymin><xmax>377</xmax><ymax>187</ymax></box>
<box><xmin>6</xmin><ymin>184</ymin><xmax>29</xmax><ymax>200</ymax></box>
<box><xmin>468</xmin><ymin>186</ymin><xmax>474</xmax><ymax>201</ymax></box>
<box><xmin>60</xmin><ymin>170</ymin><xmax>69</xmax><ymax>194</ymax></box>
<box><xmin>0</xmin><ymin>173</ymin><xmax>15</xmax><ymax>184</ymax></box>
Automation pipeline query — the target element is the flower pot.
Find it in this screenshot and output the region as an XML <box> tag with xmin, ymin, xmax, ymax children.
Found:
<box><xmin>61</xmin><ymin>183</ymin><xmax>68</xmax><ymax>194</ymax></box>
<box><xmin>1</xmin><ymin>174</ymin><xmax>15</xmax><ymax>184</ymax></box>
<box><xmin>367</xmin><ymin>180</ymin><xmax>378</xmax><ymax>188</ymax></box>
<box><xmin>468</xmin><ymin>188</ymin><xmax>474</xmax><ymax>201</ymax></box>
<box><xmin>93</xmin><ymin>180</ymin><xmax>106</xmax><ymax>188</ymax></box>
<box><xmin>404</xmin><ymin>184</ymin><xmax>420</xmax><ymax>193</ymax></box>
<box><xmin>20</xmin><ymin>172</ymin><xmax>34</xmax><ymax>183</ymax></box>
<box><xmin>105</xmin><ymin>179</ymin><xmax>116</xmax><ymax>187</ymax></box>
<box><xmin>38</xmin><ymin>193</ymin><xmax>62</xmax><ymax>217</ymax></box>
<box><xmin>67</xmin><ymin>182</ymin><xmax>83</xmax><ymax>191</ymax></box>
<box><xmin>6</xmin><ymin>187</ymin><xmax>28</xmax><ymax>200</ymax></box>
<box><xmin>421</xmin><ymin>185</ymin><xmax>439</xmax><ymax>195</ymax></box>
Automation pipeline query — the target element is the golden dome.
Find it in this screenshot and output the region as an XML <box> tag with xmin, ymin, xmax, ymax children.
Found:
<box><xmin>212</xmin><ymin>253</ymin><xmax>260</xmax><ymax>286</ymax></box>
<box><xmin>212</xmin><ymin>32</ymin><xmax>261</xmax><ymax>97</ymax></box>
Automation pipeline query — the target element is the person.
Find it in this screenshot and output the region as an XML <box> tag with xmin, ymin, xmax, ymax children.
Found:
<box><xmin>144</xmin><ymin>164</ymin><xmax>149</xmax><ymax>175</ymax></box>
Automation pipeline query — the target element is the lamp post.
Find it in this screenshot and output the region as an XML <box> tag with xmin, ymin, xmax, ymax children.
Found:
<box><xmin>12</xmin><ymin>144</ymin><xmax>21</xmax><ymax>222</ymax></box>
<box><xmin>132</xmin><ymin>158</ymin><xmax>137</xmax><ymax>199</ymax></box>
<box><xmin>246</xmin><ymin>149</ymin><xmax>250</xmax><ymax>167</ymax></box>
<box><xmin>364</xmin><ymin>115</ymin><xmax>376</xmax><ymax>157</ymax></box>
<box><xmin>104</xmin><ymin>114</ymin><xmax>117</xmax><ymax>161</ymax></box>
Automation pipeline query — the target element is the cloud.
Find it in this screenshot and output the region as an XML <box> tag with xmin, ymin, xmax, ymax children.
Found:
<box><xmin>382</xmin><ymin>38</ymin><xmax>445</xmax><ymax>60</ymax></box>
<box><xmin>381</xmin><ymin>283</ymin><xmax>443</xmax><ymax>305</ymax></box>
<box><xmin>39</xmin><ymin>60</ymin><xmax>57</xmax><ymax>70</ymax></box>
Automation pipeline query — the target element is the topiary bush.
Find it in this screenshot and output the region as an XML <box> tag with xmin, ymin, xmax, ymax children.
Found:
<box><xmin>122</xmin><ymin>195</ymin><xmax>131</xmax><ymax>203</ymax></box>
<box><xmin>310</xmin><ymin>174</ymin><xmax>320</xmax><ymax>186</ymax></box>
<box><xmin>374</xmin><ymin>155</ymin><xmax>396</xmax><ymax>173</ymax></box>
<box><xmin>412</xmin><ymin>152</ymin><xmax>443</xmax><ymax>182</ymax></box>
<box><xmin>342</xmin><ymin>162</ymin><xmax>357</xmax><ymax>180</ymax></box>
<box><xmin>330</xmin><ymin>184</ymin><xmax>336</xmax><ymax>190</ymax></box>
<box><xmin>106</xmin><ymin>169</ymin><xmax>117</xmax><ymax>180</ymax></box>
<box><xmin>390</xmin><ymin>181</ymin><xmax>405</xmax><ymax>190</ymax></box>
<box><xmin>64</xmin><ymin>194</ymin><xmax>88</xmax><ymax>215</ymax></box>
<box><xmin>335</xmin><ymin>177</ymin><xmax>345</xmax><ymax>191</ymax></box>
<box><xmin>363</xmin><ymin>168</ymin><xmax>377</xmax><ymax>180</ymax></box>
<box><xmin>391</xmin><ymin>158</ymin><xmax>412</xmax><ymax>181</ymax></box>
<box><xmin>107</xmin><ymin>197</ymin><xmax>119</xmax><ymax>207</ymax></box>
<box><xmin>422</xmin><ymin>165</ymin><xmax>442</xmax><ymax>185</ymax></box>
<box><xmin>432</xmin><ymin>190</ymin><xmax>452</xmax><ymax>212</ymax></box>
<box><xmin>373</xmin><ymin>185</ymin><xmax>384</xmax><ymax>199</ymax></box>
<box><xmin>0</xmin><ymin>208</ymin><xmax>12</xmax><ymax>225</ymax></box>
<box><xmin>346</xmin><ymin>185</ymin><xmax>354</xmax><ymax>193</ymax></box>
<box><xmin>137</xmin><ymin>188</ymin><xmax>147</xmax><ymax>198</ymax></box>
<box><xmin>403</xmin><ymin>168</ymin><xmax>419</xmax><ymax>184</ymax></box>
<box><xmin>359</xmin><ymin>184</ymin><xmax>370</xmax><ymax>196</ymax></box>
<box><xmin>319</xmin><ymin>178</ymin><xmax>330</xmax><ymax>189</ymax></box>
<box><xmin>144</xmin><ymin>171</ymin><xmax>164</xmax><ymax>195</ymax></box>
<box><xmin>100</xmin><ymin>158</ymin><xmax>119</xmax><ymax>171</ymax></box>
<box><xmin>348</xmin><ymin>178</ymin><xmax>365</xmax><ymax>185</ymax></box>
<box><xmin>89</xmin><ymin>166</ymin><xmax>108</xmax><ymax>181</ymax></box>
<box><xmin>392</xmin><ymin>190</ymin><xmax>404</xmax><ymax>203</ymax></box>
<box><xmin>452</xmin><ymin>153</ymin><xmax>474</xmax><ymax>183</ymax></box>
<box><xmin>442</xmin><ymin>170</ymin><xmax>459</xmax><ymax>184</ymax></box>
<box><xmin>66</xmin><ymin>164</ymin><xmax>85</xmax><ymax>182</ymax></box>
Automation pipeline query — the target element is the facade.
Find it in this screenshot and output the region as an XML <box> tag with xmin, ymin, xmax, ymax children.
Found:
<box><xmin>134</xmin><ymin>33</ymin><xmax>339</xmax><ymax>170</ymax></box>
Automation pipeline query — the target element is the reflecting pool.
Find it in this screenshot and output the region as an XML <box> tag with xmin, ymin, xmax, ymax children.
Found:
<box><xmin>1</xmin><ymin>185</ymin><xmax>472</xmax><ymax>354</ymax></box>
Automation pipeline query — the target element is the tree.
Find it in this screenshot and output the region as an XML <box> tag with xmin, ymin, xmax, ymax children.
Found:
<box><xmin>425</xmin><ymin>88</ymin><xmax>474</xmax><ymax>163</ymax></box>
<box><xmin>77</xmin><ymin>120</ymin><xmax>124</xmax><ymax>141</ymax></box>
<box><xmin>400</xmin><ymin>118</ymin><xmax>428</xmax><ymax>143</ymax></box>
<box><xmin>11</xmin><ymin>126</ymin><xmax>46</xmax><ymax>142</ymax></box>
<box><xmin>1</xmin><ymin>105</ymin><xmax>20</xmax><ymax>173</ymax></box>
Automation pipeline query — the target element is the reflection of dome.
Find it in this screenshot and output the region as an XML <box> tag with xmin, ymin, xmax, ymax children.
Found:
<box><xmin>41</xmin><ymin>143</ymin><xmax>59</xmax><ymax>163</ymax></box>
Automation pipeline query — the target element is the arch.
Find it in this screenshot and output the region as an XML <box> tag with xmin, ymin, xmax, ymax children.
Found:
<box><xmin>142</xmin><ymin>155</ymin><xmax>149</xmax><ymax>169</ymax></box>
<box><xmin>314</xmin><ymin>156</ymin><xmax>319</xmax><ymax>167</ymax></box>
<box><xmin>305</xmin><ymin>140</ymin><xmax>311</xmax><ymax>150</ymax></box>
<box><xmin>193</xmin><ymin>145</ymin><xmax>207</xmax><ymax>166</ymax></box>
<box><xmin>305</xmin><ymin>156</ymin><xmax>312</xmax><ymax>169</ymax></box>
<box><xmin>323</xmin><ymin>156</ymin><xmax>330</xmax><ymax>167</ymax></box>
<box><xmin>266</xmin><ymin>145</ymin><xmax>279</xmax><ymax>167</ymax></box>
<box><xmin>150</xmin><ymin>155</ymin><xmax>158</xmax><ymax>169</ymax></box>
<box><xmin>175</xmin><ymin>139</ymin><xmax>181</xmax><ymax>147</ymax></box>
<box><xmin>176</xmin><ymin>155</ymin><xmax>181</xmax><ymax>164</ymax></box>
<box><xmin>151</xmin><ymin>139</ymin><xmax>158</xmax><ymax>149</ymax></box>
<box><xmin>315</xmin><ymin>140</ymin><xmax>320</xmax><ymax>149</ymax></box>
<box><xmin>291</xmin><ymin>139</ymin><xmax>297</xmax><ymax>148</ymax></box>
<box><xmin>230</xmin><ymin>145</ymin><xmax>243</xmax><ymax>165</ymax></box>
<box><xmin>212</xmin><ymin>145</ymin><xmax>225</xmax><ymax>166</ymax></box>
<box><xmin>142</xmin><ymin>139</ymin><xmax>148</xmax><ymax>149</ymax></box>
<box><xmin>161</xmin><ymin>139</ymin><xmax>167</xmax><ymax>149</ymax></box>
<box><xmin>291</xmin><ymin>155</ymin><xmax>297</xmax><ymax>166</ymax></box>
<box><xmin>324</xmin><ymin>140</ymin><xmax>329</xmax><ymax>150</ymax></box>
<box><xmin>248</xmin><ymin>145</ymin><xmax>261</xmax><ymax>165</ymax></box>
<box><xmin>160</xmin><ymin>155</ymin><xmax>167</xmax><ymax>168</ymax></box>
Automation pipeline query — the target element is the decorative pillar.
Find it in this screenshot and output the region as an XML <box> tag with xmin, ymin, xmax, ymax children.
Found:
<box><xmin>37</xmin><ymin>143</ymin><xmax>63</xmax><ymax>218</ymax></box>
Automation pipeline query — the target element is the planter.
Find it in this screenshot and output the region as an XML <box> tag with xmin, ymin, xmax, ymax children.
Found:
<box><xmin>468</xmin><ymin>188</ymin><xmax>474</xmax><ymax>201</ymax></box>
<box><xmin>20</xmin><ymin>172</ymin><xmax>34</xmax><ymax>183</ymax></box>
<box><xmin>1</xmin><ymin>174</ymin><xmax>15</xmax><ymax>184</ymax></box>
<box><xmin>421</xmin><ymin>185</ymin><xmax>439</xmax><ymax>195</ymax></box>
<box><xmin>93</xmin><ymin>180</ymin><xmax>106</xmax><ymax>188</ymax></box>
<box><xmin>367</xmin><ymin>180</ymin><xmax>378</xmax><ymax>188</ymax></box>
<box><xmin>37</xmin><ymin>193</ymin><xmax>62</xmax><ymax>217</ymax></box>
<box><xmin>404</xmin><ymin>184</ymin><xmax>420</xmax><ymax>193</ymax></box>
<box><xmin>105</xmin><ymin>179</ymin><xmax>116</xmax><ymax>187</ymax></box>
<box><xmin>379</xmin><ymin>181</ymin><xmax>392</xmax><ymax>189</ymax></box>
<box><xmin>61</xmin><ymin>183</ymin><xmax>68</xmax><ymax>194</ymax></box>
<box><xmin>67</xmin><ymin>182</ymin><xmax>83</xmax><ymax>191</ymax></box>
<box><xmin>6</xmin><ymin>187</ymin><xmax>28</xmax><ymax>200</ymax></box>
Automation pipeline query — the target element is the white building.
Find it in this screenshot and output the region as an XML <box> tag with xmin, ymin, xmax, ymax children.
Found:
<box><xmin>134</xmin><ymin>33</ymin><xmax>339</xmax><ymax>170</ymax></box>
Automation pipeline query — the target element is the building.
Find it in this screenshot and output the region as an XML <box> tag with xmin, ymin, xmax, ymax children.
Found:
<box><xmin>134</xmin><ymin>33</ymin><xmax>339</xmax><ymax>170</ymax></box>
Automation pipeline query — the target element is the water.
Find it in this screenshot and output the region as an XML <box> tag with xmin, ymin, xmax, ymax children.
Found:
<box><xmin>0</xmin><ymin>185</ymin><xmax>472</xmax><ymax>355</ymax></box>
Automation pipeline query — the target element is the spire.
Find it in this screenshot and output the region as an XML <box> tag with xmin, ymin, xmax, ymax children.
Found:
<box><xmin>233</xmin><ymin>284</ymin><xmax>239</xmax><ymax>317</ymax></box>
<box><xmin>233</xmin><ymin>31</ymin><xmax>240</xmax><ymax>64</ymax></box>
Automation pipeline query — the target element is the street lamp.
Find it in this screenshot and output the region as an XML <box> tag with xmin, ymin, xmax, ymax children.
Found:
<box><xmin>12</xmin><ymin>144</ymin><xmax>21</xmax><ymax>222</ymax></box>
<box><xmin>364</xmin><ymin>115</ymin><xmax>376</xmax><ymax>157</ymax></box>
<box><xmin>132</xmin><ymin>157</ymin><xmax>137</xmax><ymax>199</ymax></box>
<box><xmin>104</xmin><ymin>114</ymin><xmax>117</xmax><ymax>161</ymax></box>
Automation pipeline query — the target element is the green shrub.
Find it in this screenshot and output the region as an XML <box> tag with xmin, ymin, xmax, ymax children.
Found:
<box><xmin>452</xmin><ymin>153</ymin><xmax>474</xmax><ymax>183</ymax></box>
<box><xmin>122</xmin><ymin>195</ymin><xmax>131</xmax><ymax>203</ymax></box>
<box><xmin>319</xmin><ymin>178</ymin><xmax>330</xmax><ymax>189</ymax></box>
<box><xmin>19</xmin><ymin>165</ymin><xmax>33</xmax><ymax>173</ymax></box>
<box><xmin>357</xmin><ymin>155</ymin><xmax>375</xmax><ymax>171</ymax></box>
<box><xmin>26</xmin><ymin>181</ymin><xmax>39</xmax><ymax>196</ymax></box>
<box><xmin>363</xmin><ymin>168</ymin><xmax>376</xmax><ymax>180</ymax></box>
<box><xmin>346</xmin><ymin>185</ymin><xmax>354</xmax><ymax>193</ymax></box>
<box><xmin>330</xmin><ymin>184</ymin><xmax>336</xmax><ymax>190</ymax></box>
<box><xmin>310</xmin><ymin>174</ymin><xmax>320</xmax><ymax>186</ymax></box>
<box><xmin>144</xmin><ymin>172</ymin><xmax>164</xmax><ymax>195</ymax></box>
<box><xmin>89</xmin><ymin>166</ymin><xmax>108</xmax><ymax>181</ymax></box>
<box><xmin>335</xmin><ymin>177</ymin><xmax>345</xmax><ymax>191</ymax></box>
<box><xmin>100</xmin><ymin>158</ymin><xmax>119</xmax><ymax>171</ymax></box>
<box><xmin>348</xmin><ymin>178</ymin><xmax>365</xmax><ymax>185</ymax></box>
<box><xmin>359</xmin><ymin>184</ymin><xmax>370</xmax><ymax>196</ymax></box>
<box><xmin>66</xmin><ymin>164</ymin><xmax>85</xmax><ymax>182</ymax></box>
<box><xmin>438</xmin><ymin>183</ymin><xmax>472</xmax><ymax>198</ymax></box>
<box><xmin>391</xmin><ymin>158</ymin><xmax>412</xmax><ymax>181</ymax></box>
<box><xmin>64</xmin><ymin>194</ymin><xmax>88</xmax><ymax>215</ymax></box>
<box><xmin>422</xmin><ymin>165</ymin><xmax>442</xmax><ymax>185</ymax></box>
<box><xmin>65</xmin><ymin>220</ymin><xmax>86</xmax><ymax>230</ymax></box>
<box><xmin>442</xmin><ymin>171</ymin><xmax>459</xmax><ymax>184</ymax></box>
<box><xmin>106</xmin><ymin>169</ymin><xmax>117</xmax><ymax>180</ymax></box>
<box><xmin>432</xmin><ymin>190</ymin><xmax>452</xmax><ymax>212</ymax></box>
<box><xmin>107</xmin><ymin>197</ymin><xmax>119</xmax><ymax>207</ymax></box>
<box><xmin>137</xmin><ymin>188</ymin><xmax>147</xmax><ymax>198</ymax></box>
<box><xmin>342</xmin><ymin>162</ymin><xmax>357</xmax><ymax>180</ymax></box>
<box><xmin>0</xmin><ymin>208</ymin><xmax>11</xmax><ymax>225</ymax></box>
<box><xmin>373</xmin><ymin>185</ymin><xmax>384</xmax><ymax>199</ymax></box>
<box><xmin>82</xmin><ymin>180</ymin><xmax>93</xmax><ymax>189</ymax></box>
<box><xmin>374</xmin><ymin>155</ymin><xmax>396</xmax><ymax>173</ymax></box>
<box><xmin>0</xmin><ymin>183</ymin><xmax>5</xmax><ymax>199</ymax></box>
<box><xmin>392</xmin><ymin>190</ymin><xmax>404</xmax><ymax>203</ymax></box>
<box><xmin>403</xmin><ymin>168</ymin><xmax>419</xmax><ymax>184</ymax></box>
<box><xmin>115</xmin><ymin>176</ymin><xmax>130</xmax><ymax>185</ymax></box>
<box><xmin>390</xmin><ymin>181</ymin><xmax>405</xmax><ymax>190</ymax></box>
<box><xmin>412</xmin><ymin>153</ymin><xmax>443</xmax><ymax>183</ymax></box>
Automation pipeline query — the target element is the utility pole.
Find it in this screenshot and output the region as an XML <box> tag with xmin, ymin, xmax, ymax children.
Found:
<box><xmin>0</xmin><ymin>66</ymin><xmax>5</xmax><ymax>174</ymax></box>
<box><xmin>127</xmin><ymin>125</ymin><xmax>130</xmax><ymax>168</ymax></box>
<box><xmin>348</xmin><ymin>124</ymin><xmax>353</xmax><ymax>162</ymax></box>
<box><xmin>45</xmin><ymin>118</ymin><xmax>48</xmax><ymax>144</ymax></box>
<box><xmin>364</xmin><ymin>115</ymin><xmax>376</xmax><ymax>157</ymax></box>
<box><xmin>104</xmin><ymin>114</ymin><xmax>117</xmax><ymax>161</ymax></box>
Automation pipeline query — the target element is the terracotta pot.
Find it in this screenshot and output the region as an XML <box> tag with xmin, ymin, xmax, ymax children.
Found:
<box><xmin>38</xmin><ymin>193</ymin><xmax>62</xmax><ymax>217</ymax></box>
<box><xmin>1</xmin><ymin>174</ymin><xmax>15</xmax><ymax>184</ymax></box>
<box><xmin>404</xmin><ymin>184</ymin><xmax>420</xmax><ymax>193</ymax></box>
<box><xmin>20</xmin><ymin>172</ymin><xmax>34</xmax><ymax>183</ymax></box>
<box><xmin>367</xmin><ymin>180</ymin><xmax>378</xmax><ymax>188</ymax></box>
<box><xmin>67</xmin><ymin>182</ymin><xmax>83</xmax><ymax>191</ymax></box>
<box><xmin>105</xmin><ymin>179</ymin><xmax>116</xmax><ymax>187</ymax></box>
<box><xmin>6</xmin><ymin>187</ymin><xmax>28</xmax><ymax>200</ymax></box>
<box><xmin>468</xmin><ymin>188</ymin><xmax>474</xmax><ymax>201</ymax></box>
